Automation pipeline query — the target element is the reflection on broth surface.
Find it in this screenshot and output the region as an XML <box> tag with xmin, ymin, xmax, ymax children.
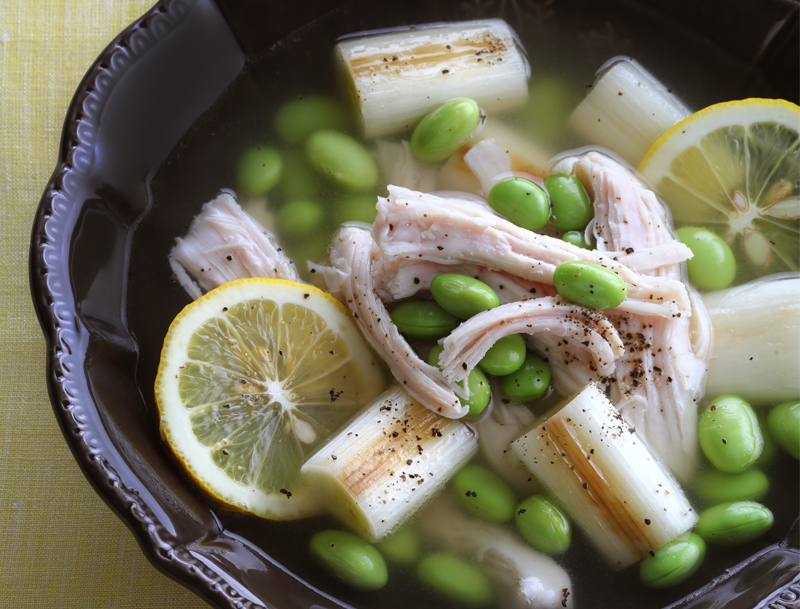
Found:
<box><xmin>130</xmin><ymin>0</ymin><xmax>799</xmax><ymax>607</ymax></box>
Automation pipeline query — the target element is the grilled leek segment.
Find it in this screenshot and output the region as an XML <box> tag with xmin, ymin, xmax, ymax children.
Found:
<box><xmin>336</xmin><ymin>20</ymin><xmax>530</xmax><ymax>139</ymax></box>
<box><xmin>301</xmin><ymin>385</ymin><xmax>478</xmax><ymax>542</ymax></box>
<box><xmin>511</xmin><ymin>384</ymin><xmax>697</xmax><ymax>568</ymax></box>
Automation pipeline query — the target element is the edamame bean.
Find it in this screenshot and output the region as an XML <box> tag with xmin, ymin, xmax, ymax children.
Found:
<box><xmin>478</xmin><ymin>334</ymin><xmax>526</xmax><ymax>376</ymax></box>
<box><xmin>755</xmin><ymin>414</ymin><xmax>778</xmax><ymax>466</ymax></box>
<box><xmin>306</xmin><ymin>130</ymin><xmax>378</xmax><ymax>191</ymax></box>
<box><xmin>515</xmin><ymin>495</ymin><xmax>571</xmax><ymax>554</ymax></box>
<box><xmin>562</xmin><ymin>230</ymin><xmax>590</xmax><ymax>249</ymax></box>
<box><xmin>274</xmin><ymin>96</ymin><xmax>348</xmax><ymax>144</ymax></box>
<box><xmin>698</xmin><ymin>395</ymin><xmax>763</xmax><ymax>473</ymax></box>
<box><xmin>390</xmin><ymin>301</ymin><xmax>459</xmax><ymax>341</ymax></box>
<box><xmin>499</xmin><ymin>353</ymin><xmax>551</xmax><ymax>402</ymax></box>
<box><xmin>639</xmin><ymin>533</ymin><xmax>706</xmax><ymax>589</ymax></box>
<box><xmin>452</xmin><ymin>464</ymin><xmax>517</xmax><ymax>522</ymax></box>
<box><xmin>309</xmin><ymin>530</ymin><xmax>388</xmax><ymax>591</ymax></box>
<box><xmin>552</xmin><ymin>260</ymin><xmax>627</xmax><ymax>310</ymax></box>
<box><xmin>767</xmin><ymin>400</ymin><xmax>799</xmax><ymax>459</ymax></box>
<box><xmin>417</xmin><ymin>553</ymin><xmax>492</xmax><ymax>606</ymax></box>
<box><xmin>693</xmin><ymin>469</ymin><xmax>769</xmax><ymax>505</ymax></box>
<box><xmin>430</xmin><ymin>273</ymin><xmax>500</xmax><ymax>319</ymax></box>
<box><xmin>279</xmin><ymin>150</ymin><xmax>321</xmax><ymax>201</ymax></box>
<box><xmin>410</xmin><ymin>98</ymin><xmax>483</xmax><ymax>163</ymax></box>
<box><xmin>675</xmin><ymin>226</ymin><xmax>736</xmax><ymax>291</ymax></box>
<box><xmin>544</xmin><ymin>173</ymin><xmax>593</xmax><ymax>231</ymax></box>
<box><xmin>428</xmin><ymin>346</ymin><xmax>490</xmax><ymax>417</ymax></box>
<box><xmin>695</xmin><ymin>501</ymin><xmax>774</xmax><ymax>545</ymax></box>
<box><xmin>487</xmin><ymin>178</ymin><xmax>550</xmax><ymax>231</ymax></box>
<box><xmin>334</xmin><ymin>193</ymin><xmax>378</xmax><ymax>225</ymax></box>
<box><xmin>237</xmin><ymin>146</ymin><xmax>283</xmax><ymax>196</ymax></box>
<box><xmin>276</xmin><ymin>199</ymin><xmax>325</xmax><ymax>238</ymax></box>
<box><xmin>374</xmin><ymin>526</ymin><xmax>420</xmax><ymax>566</ymax></box>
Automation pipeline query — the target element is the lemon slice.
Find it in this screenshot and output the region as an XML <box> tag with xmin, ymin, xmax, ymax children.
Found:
<box><xmin>155</xmin><ymin>278</ymin><xmax>387</xmax><ymax>519</ymax></box>
<box><xmin>639</xmin><ymin>98</ymin><xmax>800</xmax><ymax>279</ymax></box>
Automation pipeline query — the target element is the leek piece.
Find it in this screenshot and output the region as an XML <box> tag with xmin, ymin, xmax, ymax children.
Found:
<box><xmin>420</xmin><ymin>496</ymin><xmax>574</xmax><ymax>609</ymax></box>
<box><xmin>511</xmin><ymin>384</ymin><xmax>698</xmax><ymax>568</ymax></box>
<box><xmin>703</xmin><ymin>273</ymin><xmax>800</xmax><ymax>405</ymax></box>
<box><xmin>301</xmin><ymin>385</ymin><xmax>478</xmax><ymax>542</ymax></box>
<box><xmin>569</xmin><ymin>58</ymin><xmax>690</xmax><ymax>166</ymax></box>
<box><xmin>336</xmin><ymin>20</ymin><xmax>530</xmax><ymax>139</ymax></box>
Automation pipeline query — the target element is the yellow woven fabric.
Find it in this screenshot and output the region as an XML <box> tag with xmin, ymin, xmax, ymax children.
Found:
<box><xmin>0</xmin><ymin>2</ymin><xmax>209</xmax><ymax>607</ymax></box>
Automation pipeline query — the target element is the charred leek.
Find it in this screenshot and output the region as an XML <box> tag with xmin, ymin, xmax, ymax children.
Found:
<box><xmin>301</xmin><ymin>385</ymin><xmax>478</xmax><ymax>542</ymax></box>
<box><xmin>703</xmin><ymin>273</ymin><xmax>800</xmax><ymax>405</ymax></box>
<box><xmin>569</xmin><ymin>58</ymin><xmax>690</xmax><ymax>166</ymax></box>
<box><xmin>511</xmin><ymin>384</ymin><xmax>697</xmax><ymax>568</ymax></box>
<box><xmin>336</xmin><ymin>20</ymin><xmax>530</xmax><ymax>139</ymax></box>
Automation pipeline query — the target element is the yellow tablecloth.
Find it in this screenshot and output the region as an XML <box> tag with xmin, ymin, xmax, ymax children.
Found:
<box><xmin>0</xmin><ymin>2</ymin><xmax>210</xmax><ymax>607</ymax></box>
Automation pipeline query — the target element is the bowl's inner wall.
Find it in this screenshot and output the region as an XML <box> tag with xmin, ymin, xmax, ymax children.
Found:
<box><xmin>69</xmin><ymin>0</ymin><xmax>800</xmax><ymax>606</ymax></box>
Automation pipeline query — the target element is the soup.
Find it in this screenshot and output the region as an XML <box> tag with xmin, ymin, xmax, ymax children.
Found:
<box><xmin>131</xmin><ymin>1</ymin><xmax>799</xmax><ymax>607</ymax></box>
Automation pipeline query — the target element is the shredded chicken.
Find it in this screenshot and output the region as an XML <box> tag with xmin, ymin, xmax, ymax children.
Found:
<box><xmin>374</xmin><ymin>258</ymin><xmax>553</xmax><ymax>303</ymax></box>
<box><xmin>373</xmin><ymin>185</ymin><xmax>691</xmax><ymax>318</ymax></box>
<box><xmin>315</xmin><ymin>225</ymin><xmax>467</xmax><ymax>418</ymax></box>
<box><xmin>438</xmin><ymin>297</ymin><xmax>623</xmax><ymax>387</ymax></box>
<box><xmin>555</xmin><ymin>151</ymin><xmax>712</xmax><ymax>482</ymax></box>
<box><xmin>169</xmin><ymin>192</ymin><xmax>299</xmax><ymax>299</ymax></box>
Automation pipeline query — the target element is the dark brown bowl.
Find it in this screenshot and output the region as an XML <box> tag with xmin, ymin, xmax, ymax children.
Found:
<box><xmin>30</xmin><ymin>0</ymin><xmax>800</xmax><ymax>607</ymax></box>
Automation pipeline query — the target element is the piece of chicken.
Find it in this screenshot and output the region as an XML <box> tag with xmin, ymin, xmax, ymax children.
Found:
<box><xmin>169</xmin><ymin>192</ymin><xmax>299</xmax><ymax>299</ymax></box>
<box><xmin>373</xmin><ymin>185</ymin><xmax>692</xmax><ymax>318</ymax></box>
<box><xmin>554</xmin><ymin>151</ymin><xmax>712</xmax><ymax>482</ymax></box>
<box><xmin>314</xmin><ymin>225</ymin><xmax>468</xmax><ymax>418</ymax></box>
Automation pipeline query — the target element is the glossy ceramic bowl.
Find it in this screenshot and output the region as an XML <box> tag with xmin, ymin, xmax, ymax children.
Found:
<box><xmin>30</xmin><ymin>0</ymin><xmax>800</xmax><ymax>607</ymax></box>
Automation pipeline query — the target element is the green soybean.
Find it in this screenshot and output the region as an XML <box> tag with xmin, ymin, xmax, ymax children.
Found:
<box><xmin>676</xmin><ymin>226</ymin><xmax>736</xmax><ymax>291</ymax></box>
<box><xmin>277</xmin><ymin>199</ymin><xmax>324</xmax><ymax>238</ymax></box>
<box><xmin>515</xmin><ymin>496</ymin><xmax>571</xmax><ymax>554</ymax></box>
<box><xmin>428</xmin><ymin>345</ymin><xmax>490</xmax><ymax>417</ymax></box>
<box><xmin>309</xmin><ymin>530</ymin><xmax>388</xmax><ymax>591</ymax></box>
<box><xmin>755</xmin><ymin>414</ymin><xmax>778</xmax><ymax>466</ymax></box>
<box><xmin>639</xmin><ymin>533</ymin><xmax>706</xmax><ymax>589</ymax></box>
<box><xmin>693</xmin><ymin>469</ymin><xmax>769</xmax><ymax>505</ymax></box>
<box><xmin>698</xmin><ymin>395</ymin><xmax>763</xmax><ymax>473</ymax></box>
<box><xmin>334</xmin><ymin>192</ymin><xmax>378</xmax><ymax>225</ymax></box>
<box><xmin>767</xmin><ymin>400</ymin><xmax>800</xmax><ymax>459</ymax></box>
<box><xmin>430</xmin><ymin>273</ymin><xmax>499</xmax><ymax>319</ymax></box>
<box><xmin>417</xmin><ymin>553</ymin><xmax>492</xmax><ymax>606</ymax></box>
<box><xmin>488</xmin><ymin>178</ymin><xmax>550</xmax><ymax>231</ymax></box>
<box><xmin>552</xmin><ymin>260</ymin><xmax>627</xmax><ymax>310</ymax></box>
<box><xmin>696</xmin><ymin>501</ymin><xmax>774</xmax><ymax>546</ymax></box>
<box><xmin>237</xmin><ymin>146</ymin><xmax>283</xmax><ymax>196</ymax></box>
<box><xmin>478</xmin><ymin>334</ymin><xmax>526</xmax><ymax>376</ymax></box>
<box><xmin>306</xmin><ymin>130</ymin><xmax>378</xmax><ymax>191</ymax></box>
<box><xmin>452</xmin><ymin>464</ymin><xmax>517</xmax><ymax>522</ymax></box>
<box><xmin>499</xmin><ymin>353</ymin><xmax>551</xmax><ymax>402</ymax></box>
<box><xmin>391</xmin><ymin>301</ymin><xmax>459</xmax><ymax>341</ymax></box>
<box><xmin>544</xmin><ymin>173</ymin><xmax>593</xmax><ymax>231</ymax></box>
<box><xmin>410</xmin><ymin>98</ymin><xmax>483</xmax><ymax>163</ymax></box>
<box><xmin>562</xmin><ymin>230</ymin><xmax>590</xmax><ymax>249</ymax></box>
<box><xmin>274</xmin><ymin>96</ymin><xmax>348</xmax><ymax>144</ymax></box>
<box><xmin>279</xmin><ymin>150</ymin><xmax>321</xmax><ymax>201</ymax></box>
<box><xmin>374</xmin><ymin>526</ymin><xmax>420</xmax><ymax>566</ymax></box>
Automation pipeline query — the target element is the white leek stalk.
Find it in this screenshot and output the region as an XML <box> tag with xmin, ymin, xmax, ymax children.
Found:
<box><xmin>511</xmin><ymin>384</ymin><xmax>697</xmax><ymax>568</ymax></box>
<box><xmin>375</xmin><ymin>139</ymin><xmax>438</xmax><ymax>192</ymax></box>
<box><xmin>336</xmin><ymin>20</ymin><xmax>530</xmax><ymax>139</ymax></box>
<box><xmin>568</xmin><ymin>58</ymin><xmax>691</xmax><ymax>166</ymax></box>
<box><xmin>703</xmin><ymin>273</ymin><xmax>800</xmax><ymax>405</ymax></box>
<box><xmin>301</xmin><ymin>385</ymin><xmax>477</xmax><ymax>542</ymax></box>
<box><xmin>419</xmin><ymin>496</ymin><xmax>573</xmax><ymax>609</ymax></box>
<box><xmin>477</xmin><ymin>397</ymin><xmax>542</xmax><ymax>496</ymax></box>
